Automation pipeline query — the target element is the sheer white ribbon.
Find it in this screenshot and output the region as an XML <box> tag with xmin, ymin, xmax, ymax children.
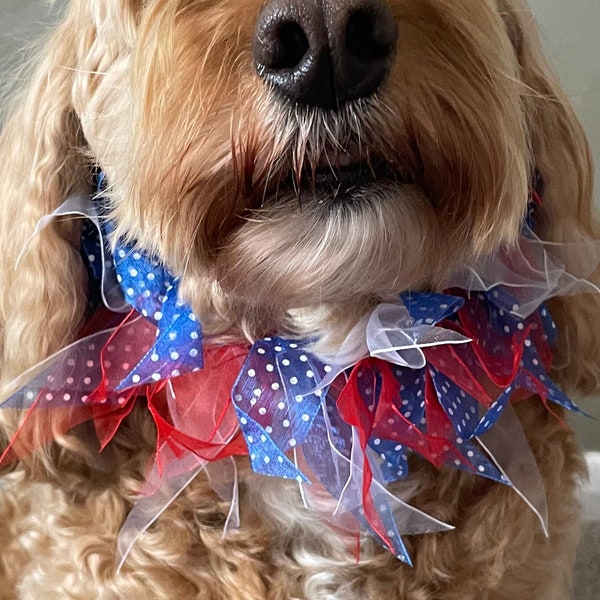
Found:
<box><xmin>450</xmin><ymin>225</ymin><xmax>600</xmax><ymax>317</ymax></box>
<box><xmin>16</xmin><ymin>194</ymin><xmax>129</xmax><ymax>312</ymax></box>
<box><xmin>313</xmin><ymin>302</ymin><xmax>472</xmax><ymax>391</ymax></box>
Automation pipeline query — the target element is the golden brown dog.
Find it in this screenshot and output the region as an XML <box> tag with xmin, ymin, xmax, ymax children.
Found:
<box><xmin>1</xmin><ymin>1</ymin><xmax>599</xmax><ymax>598</ymax></box>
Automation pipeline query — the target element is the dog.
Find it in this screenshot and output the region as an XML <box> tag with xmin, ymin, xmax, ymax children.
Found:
<box><xmin>1</xmin><ymin>0</ymin><xmax>599</xmax><ymax>598</ymax></box>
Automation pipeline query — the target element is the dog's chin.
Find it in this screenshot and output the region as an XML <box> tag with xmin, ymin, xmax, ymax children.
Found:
<box><xmin>215</xmin><ymin>176</ymin><xmax>449</xmax><ymax>314</ymax></box>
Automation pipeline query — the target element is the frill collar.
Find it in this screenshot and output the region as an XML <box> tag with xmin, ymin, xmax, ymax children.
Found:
<box><xmin>2</xmin><ymin>174</ymin><xmax>598</xmax><ymax>568</ymax></box>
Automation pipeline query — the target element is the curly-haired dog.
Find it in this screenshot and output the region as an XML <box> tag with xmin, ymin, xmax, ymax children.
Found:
<box><xmin>1</xmin><ymin>1</ymin><xmax>599</xmax><ymax>598</ymax></box>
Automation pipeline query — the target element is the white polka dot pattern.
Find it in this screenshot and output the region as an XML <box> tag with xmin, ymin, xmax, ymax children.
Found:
<box><xmin>232</xmin><ymin>336</ymin><xmax>328</xmax><ymax>480</ymax></box>
<box><xmin>107</xmin><ymin>234</ymin><xmax>204</xmax><ymax>389</ymax></box>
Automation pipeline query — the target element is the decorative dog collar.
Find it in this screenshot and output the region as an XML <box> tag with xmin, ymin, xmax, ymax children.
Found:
<box><xmin>2</xmin><ymin>180</ymin><xmax>597</xmax><ymax>568</ymax></box>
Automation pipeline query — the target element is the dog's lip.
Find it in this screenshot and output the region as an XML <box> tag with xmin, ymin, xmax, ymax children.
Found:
<box><xmin>253</xmin><ymin>154</ymin><xmax>415</xmax><ymax>208</ymax></box>
<box><xmin>293</xmin><ymin>159</ymin><xmax>411</xmax><ymax>199</ymax></box>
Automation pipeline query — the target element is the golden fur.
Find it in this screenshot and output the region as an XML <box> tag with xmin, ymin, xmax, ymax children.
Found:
<box><xmin>0</xmin><ymin>0</ymin><xmax>599</xmax><ymax>598</ymax></box>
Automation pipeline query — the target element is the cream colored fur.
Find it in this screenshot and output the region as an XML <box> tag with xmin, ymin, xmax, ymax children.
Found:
<box><xmin>0</xmin><ymin>1</ymin><xmax>599</xmax><ymax>598</ymax></box>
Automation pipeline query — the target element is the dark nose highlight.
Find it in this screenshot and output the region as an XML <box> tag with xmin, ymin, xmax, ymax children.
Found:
<box><xmin>253</xmin><ymin>0</ymin><xmax>398</xmax><ymax>109</ymax></box>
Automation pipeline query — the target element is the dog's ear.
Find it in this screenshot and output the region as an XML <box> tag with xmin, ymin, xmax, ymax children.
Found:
<box><xmin>500</xmin><ymin>0</ymin><xmax>600</xmax><ymax>393</ymax></box>
<box><xmin>0</xmin><ymin>7</ymin><xmax>94</xmax><ymax>397</ymax></box>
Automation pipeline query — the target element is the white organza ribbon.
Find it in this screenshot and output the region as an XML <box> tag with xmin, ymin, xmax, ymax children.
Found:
<box><xmin>313</xmin><ymin>302</ymin><xmax>471</xmax><ymax>392</ymax></box>
<box><xmin>477</xmin><ymin>404</ymin><xmax>549</xmax><ymax>536</ymax></box>
<box><xmin>297</xmin><ymin>400</ymin><xmax>455</xmax><ymax>563</ymax></box>
<box><xmin>16</xmin><ymin>194</ymin><xmax>129</xmax><ymax>313</ymax></box>
<box><xmin>366</xmin><ymin>303</ymin><xmax>471</xmax><ymax>368</ymax></box>
<box><xmin>451</xmin><ymin>225</ymin><xmax>600</xmax><ymax>317</ymax></box>
<box><xmin>116</xmin><ymin>455</ymin><xmax>241</xmax><ymax>573</ymax></box>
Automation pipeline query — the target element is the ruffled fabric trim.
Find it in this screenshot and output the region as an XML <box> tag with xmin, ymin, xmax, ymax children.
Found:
<box><xmin>1</xmin><ymin>192</ymin><xmax>597</xmax><ymax>567</ymax></box>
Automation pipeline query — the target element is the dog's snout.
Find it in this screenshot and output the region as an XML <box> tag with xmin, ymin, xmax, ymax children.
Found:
<box><xmin>253</xmin><ymin>0</ymin><xmax>398</xmax><ymax>109</ymax></box>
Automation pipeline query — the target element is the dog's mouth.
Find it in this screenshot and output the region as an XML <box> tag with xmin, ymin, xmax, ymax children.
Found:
<box><xmin>261</xmin><ymin>151</ymin><xmax>415</xmax><ymax>208</ymax></box>
<box><xmin>310</xmin><ymin>160</ymin><xmax>387</xmax><ymax>195</ymax></box>
<box><xmin>254</xmin><ymin>145</ymin><xmax>415</xmax><ymax>207</ymax></box>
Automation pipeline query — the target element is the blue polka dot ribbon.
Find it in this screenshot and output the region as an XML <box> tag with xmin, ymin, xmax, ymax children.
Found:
<box><xmin>84</xmin><ymin>175</ymin><xmax>204</xmax><ymax>389</ymax></box>
<box><xmin>231</xmin><ymin>336</ymin><xmax>328</xmax><ymax>482</ymax></box>
<box><xmin>12</xmin><ymin>181</ymin><xmax>205</xmax><ymax>393</ymax></box>
<box><xmin>109</xmin><ymin>240</ymin><xmax>204</xmax><ymax>389</ymax></box>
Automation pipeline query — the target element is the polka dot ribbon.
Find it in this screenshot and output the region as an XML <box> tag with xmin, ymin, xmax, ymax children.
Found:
<box><xmin>92</xmin><ymin>200</ymin><xmax>205</xmax><ymax>387</ymax></box>
<box><xmin>225</xmin><ymin>290</ymin><xmax>580</xmax><ymax>560</ymax></box>
<box><xmin>231</xmin><ymin>336</ymin><xmax>329</xmax><ymax>481</ymax></box>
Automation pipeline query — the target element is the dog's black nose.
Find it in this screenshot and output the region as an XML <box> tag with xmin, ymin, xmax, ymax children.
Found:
<box><xmin>253</xmin><ymin>0</ymin><xmax>398</xmax><ymax>109</ymax></box>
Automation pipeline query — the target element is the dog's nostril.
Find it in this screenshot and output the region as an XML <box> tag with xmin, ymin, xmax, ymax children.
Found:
<box><xmin>268</xmin><ymin>21</ymin><xmax>310</xmax><ymax>70</ymax></box>
<box><xmin>345</xmin><ymin>9</ymin><xmax>395</xmax><ymax>62</ymax></box>
<box><xmin>337</xmin><ymin>3</ymin><xmax>398</xmax><ymax>103</ymax></box>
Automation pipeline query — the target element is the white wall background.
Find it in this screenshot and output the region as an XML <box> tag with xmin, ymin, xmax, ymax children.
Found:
<box><xmin>529</xmin><ymin>0</ymin><xmax>600</xmax><ymax>202</ymax></box>
<box><xmin>0</xmin><ymin>1</ymin><xmax>599</xmax><ymax>448</ymax></box>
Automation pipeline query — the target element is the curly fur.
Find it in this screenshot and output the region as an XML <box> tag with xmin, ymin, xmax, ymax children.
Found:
<box><xmin>0</xmin><ymin>1</ymin><xmax>598</xmax><ymax>598</ymax></box>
